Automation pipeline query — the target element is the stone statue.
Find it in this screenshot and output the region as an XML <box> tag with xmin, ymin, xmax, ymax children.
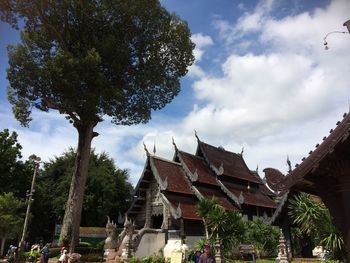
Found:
<box><xmin>105</xmin><ymin>216</ymin><xmax>118</xmax><ymax>249</ymax></box>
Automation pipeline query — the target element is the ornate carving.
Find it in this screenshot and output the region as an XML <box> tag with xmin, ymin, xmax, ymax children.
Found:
<box><xmin>192</xmin><ymin>169</ymin><xmax>199</xmax><ymax>181</ymax></box>
<box><xmin>105</xmin><ymin>216</ymin><xmax>117</xmax><ymax>249</ymax></box>
<box><xmin>238</xmin><ymin>191</ymin><xmax>245</xmax><ymax>204</ymax></box>
<box><xmin>175</xmin><ymin>203</ymin><xmax>182</xmax><ymax>219</ymax></box>
<box><xmin>217</xmin><ymin>162</ymin><xmax>224</xmax><ymax>175</ymax></box>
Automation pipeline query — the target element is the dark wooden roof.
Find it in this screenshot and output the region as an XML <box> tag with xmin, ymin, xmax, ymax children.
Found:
<box><xmin>151</xmin><ymin>156</ymin><xmax>193</xmax><ymax>195</ymax></box>
<box><xmin>220</xmin><ymin>181</ymin><xmax>277</xmax><ymax>208</ymax></box>
<box><xmin>198</xmin><ymin>141</ymin><xmax>263</xmax><ymax>184</ymax></box>
<box><xmin>263</xmin><ymin>112</ymin><xmax>350</xmax><ymax>192</ymax></box>
<box><xmin>178</xmin><ymin>151</ymin><xmax>217</xmax><ymax>185</ymax></box>
<box><xmin>165</xmin><ymin>194</ymin><xmax>201</xmax><ymax>220</ymax></box>
<box><xmin>195</xmin><ymin>185</ymin><xmax>239</xmax><ymax>211</ymax></box>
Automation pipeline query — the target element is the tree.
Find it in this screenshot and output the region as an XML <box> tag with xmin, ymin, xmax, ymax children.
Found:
<box><xmin>196</xmin><ymin>197</ymin><xmax>244</xmax><ymax>255</ymax></box>
<box><xmin>196</xmin><ymin>197</ymin><xmax>220</xmax><ymax>239</ymax></box>
<box><xmin>0</xmin><ymin>129</ymin><xmax>31</xmax><ymax>198</ymax></box>
<box><xmin>28</xmin><ymin>149</ymin><xmax>133</xmax><ymax>243</ymax></box>
<box><xmin>1</xmin><ymin>0</ymin><xmax>194</xmax><ymax>251</ymax></box>
<box><xmin>289</xmin><ymin>193</ymin><xmax>345</xmax><ymax>260</ymax></box>
<box><xmin>243</xmin><ymin>219</ymin><xmax>279</xmax><ymax>258</ymax></box>
<box><xmin>0</xmin><ymin>192</ymin><xmax>25</xmax><ymax>256</ymax></box>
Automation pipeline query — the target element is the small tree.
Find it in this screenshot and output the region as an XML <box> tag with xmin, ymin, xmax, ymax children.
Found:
<box><xmin>196</xmin><ymin>197</ymin><xmax>244</xmax><ymax>255</ymax></box>
<box><xmin>243</xmin><ymin>219</ymin><xmax>279</xmax><ymax>258</ymax></box>
<box><xmin>1</xmin><ymin>0</ymin><xmax>194</xmax><ymax>251</ymax></box>
<box><xmin>0</xmin><ymin>192</ymin><xmax>25</xmax><ymax>256</ymax></box>
<box><xmin>289</xmin><ymin>193</ymin><xmax>345</xmax><ymax>260</ymax></box>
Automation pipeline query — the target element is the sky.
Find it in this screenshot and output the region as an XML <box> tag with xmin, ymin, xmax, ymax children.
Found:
<box><xmin>1</xmin><ymin>0</ymin><xmax>350</xmax><ymax>185</ymax></box>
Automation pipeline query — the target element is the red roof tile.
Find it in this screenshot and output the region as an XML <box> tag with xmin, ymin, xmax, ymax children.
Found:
<box><xmin>165</xmin><ymin>194</ymin><xmax>201</xmax><ymax>220</ymax></box>
<box><xmin>221</xmin><ymin>181</ymin><xmax>277</xmax><ymax>208</ymax></box>
<box><xmin>199</xmin><ymin>142</ymin><xmax>262</xmax><ymax>184</ymax></box>
<box><xmin>151</xmin><ymin>157</ymin><xmax>193</xmax><ymax>195</ymax></box>
<box><xmin>195</xmin><ymin>186</ymin><xmax>239</xmax><ymax>211</ymax></box>
<box><xmin>178</xmin><ymin>151</ymin><xmax>217</xmax><ymax>185</ymax></box>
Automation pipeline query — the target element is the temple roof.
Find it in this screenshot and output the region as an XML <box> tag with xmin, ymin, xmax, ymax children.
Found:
<box><xmin>165</xmin><ymin>194</ymin><xmax>201</xmax><ymax>220</ymax></box>
<box><xmin>177</xmin><ymin>151</ymin><xmax>217</xmax><ymax>185</ymax></box>
<box><xmin>195</xmin><ymin>185</ymin><xmax>239</xmax><ymax>211</ymax></box>
<box><xmin>220</xmin><ymin>181</ymin><xmax>277</xmax><ymax>208</ymax></box>
<box><xmin>151</xmin><ymin>156</ymin><xmax>193</xmax><ymax>195</ymax></box>
<box><xmin>198</xmin><ymin>141</ymin><xmax>263</xmax><ymax>184</ymax></box>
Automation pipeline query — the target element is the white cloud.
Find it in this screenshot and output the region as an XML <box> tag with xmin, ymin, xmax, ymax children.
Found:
<box><xmin>2</xmin><ymin>0</ymin><xmax>350</xmax><ymax>187</ymax></box>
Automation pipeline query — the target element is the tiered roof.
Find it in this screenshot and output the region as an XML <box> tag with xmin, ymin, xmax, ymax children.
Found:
<box><xmin>129</xmin><ymin>138</ymin><xmax>277</xmax><ymax>222</ymax></box>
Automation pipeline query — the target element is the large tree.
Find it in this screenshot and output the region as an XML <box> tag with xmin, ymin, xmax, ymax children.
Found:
<box><xmin>0</xmin><ymin>0</ymin><xmax>194</xmax><ymax>251</ymax></box>
<box><xmin>29</xmin><ymin>149</ymin><xmax>133</xmax><ymax>243</ymax></box>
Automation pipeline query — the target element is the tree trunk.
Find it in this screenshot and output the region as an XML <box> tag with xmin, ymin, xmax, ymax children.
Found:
<box><xmin>60</xmin><ymin>123</ymin><xmax>95</xmax><ymax>252</ymax></box>
<box><xmin>0</xmin><ymin>237</ymin><xmax>6</xmax><ymax>257</ymax></box>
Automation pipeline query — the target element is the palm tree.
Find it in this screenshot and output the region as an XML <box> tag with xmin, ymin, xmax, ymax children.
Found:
<box><xmin>288</xmin><ymin>193</ymin><xmax>345</xmax><ymax>260</ymax></box>
<box><xmin>196</xmin><ymin>197</ymin><xmax>221</xmax><ymax>239</ymax></box>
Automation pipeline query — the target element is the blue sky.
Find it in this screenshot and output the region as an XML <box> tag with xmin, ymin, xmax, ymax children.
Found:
<box><xmin>1</xmin><ymin>0</ymin><xmax>350</xmax><ymax>185</ymax></box>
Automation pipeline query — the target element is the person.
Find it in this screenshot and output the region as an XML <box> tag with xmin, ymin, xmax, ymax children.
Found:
<box><xmin>58</xmin><ymin>249</ymin><xmax>68</xmax><ymax>263</ymax></box>
<box><xmin>190</xmin><ymin>250</ymin><xmax>201</xmax><ymax>263</ymax></box>
<box><xmin>199</xmin><ymin>244</ymin><xmax>215</xmax><ymax>263</ymax></box>
<box><xmin>29</xmin><ymin>244</ymin><xmax>40</xmax><ymax>263</ymax></box>
<box><xmin>40</xmin><ymin>243</ymin><xmax>50</xmax><ymax>263</ymax></box>
<box><xmin>6</xmin><ymin>245</ymin><xmax>17</xmax><ymax>263</ymax></box>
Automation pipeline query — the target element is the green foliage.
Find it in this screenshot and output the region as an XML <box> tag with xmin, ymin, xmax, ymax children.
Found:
<box><xmin>243</xmin><ymin>219</ymin><xmax>279</xmax><ymax>258</ymax></box>
<box><xmin>0</xmin><ymin>192</ymin><xmax>25</xmax><ymax>239</ymax></box>
<box><xmin>288</xmin><ymin>193</ymin><xmax>345</xmax><ymax>260</ymax></box>
<box><xmin>28</xmin><ymin>149</ymin><xmax>133</xmax><ymax>241</ymax></box>
<box><xmin>1</xmin><ymin>0</ymin><xmax>194</xmax><ymax>127</ymax></box>
<box><xmin>0</xmin><ymin>129</ymin><xmax>32</xmax><ymax>198</ymax></box>
<box><xmin>196</xmin><ymin>197</ymin><xmax>245</xmax><ymax>255</ymax></box>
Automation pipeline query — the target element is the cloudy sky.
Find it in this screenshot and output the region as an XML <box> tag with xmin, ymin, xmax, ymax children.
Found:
<box><xmin>1</xmin><ymin>0</ymin><xmax>350</xmax><ymax>185</ymax></box>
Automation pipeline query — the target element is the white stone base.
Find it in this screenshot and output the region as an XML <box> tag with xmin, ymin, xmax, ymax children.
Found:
<box><xmin>163</xmin><ymin>239</ymin><xmax>182</xmax><ymax>259</ymax></box>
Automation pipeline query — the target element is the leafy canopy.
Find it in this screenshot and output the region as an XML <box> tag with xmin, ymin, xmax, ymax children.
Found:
<box><xmin>29</xmin><ymin>148</ymin><xmax>133</xmax><ymax>233</ymax></box>
<box><xmin>0</xmin><ymin>129</ymin><xmax>32</xmax><ymax>197</ymax></box>
<box><xmin>1</xmin><ymin>0</ymin><xmax>195</xmax><ymax>127</ymax></box>
<box><xmin>0</xmin><ymin>192</ymin><xmax>25</xmax><ymax>239</ymax></box>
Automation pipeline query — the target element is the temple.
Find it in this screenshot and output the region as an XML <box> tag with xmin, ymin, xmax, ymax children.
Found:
<box><xmin>112</xmin><ymin>135</ymin><xmax>277</xmax><ymax>258</ymax></box>
<box><xmin>264</xmin><ymin>111</ymin><xmax>350</xmax><ymax>261</ymax></box>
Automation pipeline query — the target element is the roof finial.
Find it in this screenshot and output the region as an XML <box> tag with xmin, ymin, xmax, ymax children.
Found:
<box><xmin>143</xmin><ymin>142</ymin><xmax>150</xmax><ymax>156</ymax></box>
<box><xmin>194</xmin><ymin>129</ymin><xmax>200</xmax><ymax>141</ymax></box>
<box><xmin>172</xmin><ymin>137</ymin><xmax>178</xmax><ymax>151</ymax></box>
<box><xmin>287</xmin><ymin>155</ymin><xmax>292</xmax><ymax>173</ymax></box>
<box><xmin>256</xmin><ymin>164</ymin><xmax>259</xmax><ymax>173</ymax></box>
<box><xmin>153</xmin><ymin>142</ymin><xmax>156</xmax><ymax>155</ymax></box>
<box><xmin>241</xmin><ymin>146</ymin><xmax>244</xmax><ymax>156</ymax></box>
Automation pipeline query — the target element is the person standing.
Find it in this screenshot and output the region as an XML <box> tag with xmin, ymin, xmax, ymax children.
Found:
<box><xmin>40</xmin><ymin>244</ymin><xmax>50</xmax><ymax>263</ymax></box>
<box><xmin>199</xmin><ymin>244</ymin><xmax>215</xmax><ymax>263</ymax></box>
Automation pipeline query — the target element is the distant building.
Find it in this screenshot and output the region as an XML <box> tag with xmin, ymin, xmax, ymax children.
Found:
<box><xmin>122</xmin><ymin>135</ymin><xmax>277</xmax><ymax>257</ymax></box>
